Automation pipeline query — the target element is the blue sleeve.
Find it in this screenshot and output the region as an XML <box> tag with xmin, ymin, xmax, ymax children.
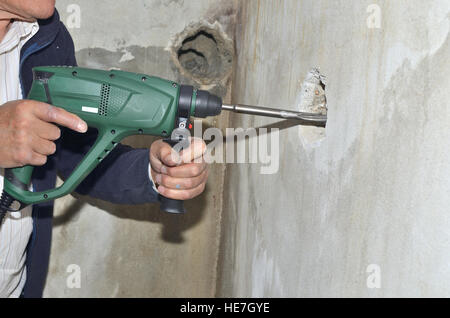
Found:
<box><xmin>56</xmin><ymin>23</ymin><xmax>159</xmax><ymax>205</ymax></box>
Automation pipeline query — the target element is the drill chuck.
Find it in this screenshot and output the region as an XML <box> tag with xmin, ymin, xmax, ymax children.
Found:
<box><xmin>176</xmin><ymin>86</ymin><xmax>223</xmax><ymax>123</ymax></box>
<box><xmin>193</xmin><ymin>90</ymin><xmax>222</xmax><ymax>118</ymax></box>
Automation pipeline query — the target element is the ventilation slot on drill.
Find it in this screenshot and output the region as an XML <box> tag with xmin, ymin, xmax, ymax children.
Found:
<box><xmin>99</xmin><ymin>84</ymin><xmax>111</xmax><ymax>116</ymax></box>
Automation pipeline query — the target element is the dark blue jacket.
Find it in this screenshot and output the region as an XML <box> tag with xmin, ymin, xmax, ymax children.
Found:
<box><xmin>18</xmin><ymin>10</ymin><xmax>158</xmax><ymax>297</ymax></box>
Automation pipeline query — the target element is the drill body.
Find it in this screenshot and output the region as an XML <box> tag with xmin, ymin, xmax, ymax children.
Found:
<box><xmin>0</xmin><ymin>66</ymin><xmax>222</xmax><ymax>219</ymax></box>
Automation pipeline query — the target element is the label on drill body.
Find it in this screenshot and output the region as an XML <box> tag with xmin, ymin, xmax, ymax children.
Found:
<box><xmin>81</xmin><ymin>106</ymin><xmax>99</xmax><ymax>114</ymax></box>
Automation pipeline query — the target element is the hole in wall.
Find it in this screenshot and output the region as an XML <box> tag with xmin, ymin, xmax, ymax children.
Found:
<box><xmin>171</xmin><ymin>23</ymin><xmax>234</xmax><ymax>85</ymax></box>
<box><xmin>296</xmin><ymin>68</ymin><xmax>328</xmax><ymax>148</ymax></box>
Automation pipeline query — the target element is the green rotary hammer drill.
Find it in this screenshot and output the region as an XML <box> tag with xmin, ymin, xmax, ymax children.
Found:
<box><xmin>0</xmin><ymin>66</ymin><xmax>222</xmax><ymax>220</ymax></box>
<box><xmin>0</xmin><ymin>66</ymin><xmax>327</xmax><ymax>226</ymax></box>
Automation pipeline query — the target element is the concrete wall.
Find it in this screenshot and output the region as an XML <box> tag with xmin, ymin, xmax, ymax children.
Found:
<box><xmin>42</xmin><ymin>0</ymin><xmax>450</xmax><ymax>298</ymax></box>
<box><xmin>218</xmin><ymin>0</ymin><xmax>450</xmax><ymax>297</ymax></box>
<box><xmin>44</xmin><ymin>0</ymin><xmax>236</xmax><ymax>297</ymax></box>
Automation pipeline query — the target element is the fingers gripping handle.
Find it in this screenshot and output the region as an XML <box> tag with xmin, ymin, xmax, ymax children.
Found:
<box><xmin>159</xmin><ymin>138</ymin><xmax>188</xmax><ymax>214</ymax></box>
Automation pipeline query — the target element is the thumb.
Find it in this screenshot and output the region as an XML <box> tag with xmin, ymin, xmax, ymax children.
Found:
<box><xmin>179</xmin><ymin>138</ymin><xmax>206</xmax><ymax>164</ymax></box>
<box><xmin>150</xmin><ymin>140</ymin><xmax>181</xmax><ymax>172</ymax></box>
<box><xmin>159</xmin><ymin>143</ymin><xmax>182</xmax><ymax>167</ymax></box>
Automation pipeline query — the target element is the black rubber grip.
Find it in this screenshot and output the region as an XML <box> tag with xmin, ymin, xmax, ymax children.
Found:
<box><xmin>160</xmin><ymin>196</ymin><xmax>186</xmax><ymax>214</ymax></box>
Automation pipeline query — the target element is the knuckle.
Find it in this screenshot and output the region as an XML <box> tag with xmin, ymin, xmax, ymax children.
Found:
<box><xmin>15</xmin><ymin>101</ymin><xmax>29</xmax><ymax>113</ymax></box>
<box><xmin>35</xmin><ymin>156</ymin><xmax>47</xmax><ymax>166</ymax></box>
<box><xmin>14</xmin><ymin>129</ymin><xmax>28</xmax><ymax>144</ymax></box>
<box><xmin>165</xmin><ymin>167</ymin><xmax>173</xmax><ymax>177</ymax></box>
<box><xmin>14</xmin><ymin>149</ymin><xmax>30</xmax><ymax>165</ymax></box>
<box><xmin>192</xmin><ymin>165</ymin><xmax>201</xmax><ymax>176</ymax></box>
<box><xmin>161</xmin><ymin>188</ymin><xmax>171</xmax><ymax>198</ymax></box>
<box><xmin>49</xmin><ymin>142</ymin><xmax>57</xmax><ymax>154</ymax></box>
<box><xmin>46</xmin><ymin>105</ymin><xmax>57</xmax><ymax>121</ymax></box>
<box><xmin>12</xmin><ymin>153</ymin><xmax>21</xmax><ymax>165</ymax></box>
<box><xmin>189</xmin><ymin>166</ymin><xmax>197</xmax><ymax>176</ymax></box>
<box><xmin>185</xmin><ymin>178</ymin><xmax>195</xmax><ymax>189</ymax></box>
<box><xmin>54</xmin><ymin>127</ymin><xmax>61</xmax><ymax>139</ymax></box>
<box><xmin>160</xmin><ymin>174</ymin><xmax>169</xmax><ymax>186</ymax></box>
<box><xmin>149</xmin><ymin>160</ymin><xmax>161</xmax><ymax>173</ymax></box>
<box><xmin>14</xmin><ymin>117</ymin><xmax>29</xmax><ymax>131</ymax></box>
<box><xmin>150</xmin><ymin>141</ymin><xmax>162</xmax><ymax>155</ymax></box>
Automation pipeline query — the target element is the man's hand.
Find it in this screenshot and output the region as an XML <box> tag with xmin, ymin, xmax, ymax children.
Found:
<box><xmin>150</xmin><ymin>138</ymin><xmax>209</xmax><ymax>200</ymax></box>
<box><xmin>0</xmin><ymin>100</ymin><xmax>87</xmax><ymax>168</ymax></box>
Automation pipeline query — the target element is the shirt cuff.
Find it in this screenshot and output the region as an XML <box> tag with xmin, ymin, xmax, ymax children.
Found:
<box><xmin>148</xmin><ymin>163</ymin><xmax>160</xmax><ymax>194</ymax></box>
